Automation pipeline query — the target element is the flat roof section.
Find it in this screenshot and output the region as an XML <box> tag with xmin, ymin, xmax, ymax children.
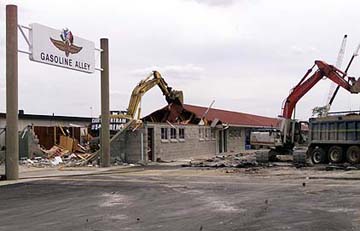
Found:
<box><xmin>0</xmin><ymin>112</ymin><xmax>92</xmax><ymax>123</ymax></box>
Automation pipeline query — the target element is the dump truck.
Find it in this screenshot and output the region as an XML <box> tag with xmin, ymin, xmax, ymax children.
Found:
<box><xmin>251</xmin><ymin>60</ymin><xmax>360</xmax><ymax>160</ymax></box>
<box><xmin>308</xmin><ymin>112</ymin><xmax>360</xmax><ymax>164</ymax></box>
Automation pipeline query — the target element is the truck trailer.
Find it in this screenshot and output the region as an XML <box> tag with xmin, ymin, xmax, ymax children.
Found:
<box><xmin>308</xmin><ymin>112</ymin><xmax>360</xmax><ymax>164</ymax></box>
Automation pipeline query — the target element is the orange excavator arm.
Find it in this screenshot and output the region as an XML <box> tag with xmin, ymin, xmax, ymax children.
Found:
<box><xmin>282</xmin><ymin>60</ymin><xmax>360</xmax><ymax>119</ymax></box>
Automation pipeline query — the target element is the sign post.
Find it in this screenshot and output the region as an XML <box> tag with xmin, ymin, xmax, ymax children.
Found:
<box><xmin>4</xmin><ymin>5</ymin><xmax>111</xmax><ymax>180</ymax></box>
<box><xmin>100</xmin><ymin>38</ymin><xmax>110</xmax><ymax>167</ymax></box>
<box><xmin>6</xmin><ymin>5</ymin><xmax>19</xmax><ymax>180</ymax></box>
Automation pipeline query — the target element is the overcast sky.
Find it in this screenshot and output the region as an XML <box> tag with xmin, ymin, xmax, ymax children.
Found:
<box><xmin>1</xmin><ymin>0</ymin><xmax>360</xmax><ymax>120</ymax></box>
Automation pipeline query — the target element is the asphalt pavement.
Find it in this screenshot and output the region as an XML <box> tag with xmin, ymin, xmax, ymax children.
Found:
<box><xmin>1</xmin><ymin>165</ymin><xmax>360</xmax><ymax>231</ymax></box>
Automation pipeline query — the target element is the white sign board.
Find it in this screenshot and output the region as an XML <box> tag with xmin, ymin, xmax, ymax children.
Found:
<box><xmin>29</xmin><ymin>23</ymin><xmax>95</xmax><ymax>73</ymax></box>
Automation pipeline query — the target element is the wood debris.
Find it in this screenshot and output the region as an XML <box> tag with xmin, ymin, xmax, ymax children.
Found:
<box><xmin>24</xmin><ymin>134</ymin><xmax>98</xmax><ymax>167</ymax></box>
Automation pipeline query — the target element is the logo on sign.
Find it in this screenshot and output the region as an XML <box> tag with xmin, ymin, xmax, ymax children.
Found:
<box><xmin>50</xmin><ymin>28</ymin><xmax>82</xmax><ymax>57</ymax></box>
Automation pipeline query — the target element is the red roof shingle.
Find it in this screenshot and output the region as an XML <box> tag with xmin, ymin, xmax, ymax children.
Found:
<box><xmin>183</xmin><ymin>104</ymin><xmax>279</xmax><ymax>128</ymax></box>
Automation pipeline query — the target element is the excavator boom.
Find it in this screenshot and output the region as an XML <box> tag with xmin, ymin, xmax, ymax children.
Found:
<box><xmin>282</xmin><ymin>60</ymin><xmax>360</xmax><ymax>119</ymax></box>
<box><xmin>252</xmin><ymin>58</ymin><xmax>360</xmax><ymax>160</ymax></box>
<box><xmin>118</xmin><ymin>71</ymin><xmax>183</xmax><ymax>120</ymax></box>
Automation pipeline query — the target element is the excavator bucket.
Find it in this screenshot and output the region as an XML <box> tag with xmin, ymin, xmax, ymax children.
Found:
<box><xmin>350</xmin><ymin>77</ymin><xmax>360</xmax><ymax>93</ymax></box>
<box><xmin>166</xmin><ymin>90</ymin><xmax>184</xmax><ymax>105</ymax></box>
<box><xmin>173</xmin><ymin>90</ymin><xmax>184</xmax><ymax>104</ymax></box>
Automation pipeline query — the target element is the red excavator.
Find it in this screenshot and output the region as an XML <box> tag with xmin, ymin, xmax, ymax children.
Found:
<box><xmin>250</xmin><ymin>60</ymin><xmax>360</xmax><ymax>161</ymax></box>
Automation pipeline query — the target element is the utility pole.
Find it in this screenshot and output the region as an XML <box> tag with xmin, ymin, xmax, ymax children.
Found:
<box><xmin>6</xmin><ymin>5</ymin><xmax>19</xmax><ymax>180</ymax></box>
<box><xmin>100</xmin><ymin>38</ymin><xmax>110</xmax><ymax>167</ymax></box>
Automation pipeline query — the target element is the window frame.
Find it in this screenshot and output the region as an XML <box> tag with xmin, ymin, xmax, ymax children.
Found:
<box><xmin>199</xmin><ymin>127</ymin><xmax>205</xmax><ymax>140</ymax></box>
<box><xmin>170</xmin><ymin>127</ymin><xmax>177</xmax><ymax>140</ymax></box>
<box><xmin>161</xmin><ymin>127</ymin><xmax>169</xmax><ymax>141</ymax></box>
<box><xmin>179</xmin><ymin>127</ymin><xmax>185</xmax><ymax>140</ymax></box>
<box><xmin>205</xmin><ymin>127</ymin><xmax>210</xmax><ymax>140</ymax></box>
<box><xmin>211</xmin><ymin>128</ymin><xmax>216</xmax><ymax>140</ymax></box>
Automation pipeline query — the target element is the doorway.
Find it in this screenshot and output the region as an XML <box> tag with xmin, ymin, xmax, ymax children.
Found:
<box><xmin>147</xmin><ymin>128</ymin><xmax>154</xmax><ymax>161</ymax></box>
<box><xmin>218</xmin><ymin>129</ymin><xmax>227</xmax><ymax>153</ymax></box>
<box><xmin>223</xmin><ymin>129</ymin><xmax>227</xmax><ymax>152</ymax></box>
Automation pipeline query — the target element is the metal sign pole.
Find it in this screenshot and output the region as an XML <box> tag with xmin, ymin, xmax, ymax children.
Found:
<box><xmin>6</xmin><ymin>5</ymin><xmax>19</xmax><ymax>180</ymax></box>
<box><xmin>100</xmin><ymin>38</ymin><xmax>110</xmax><ymax>167</ymax></box>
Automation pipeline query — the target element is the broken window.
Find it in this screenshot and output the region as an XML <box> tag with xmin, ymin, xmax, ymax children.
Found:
<box><xmin>161</xmin><ymin>127</ymin><xmax>168</xmax><ymax>140</ymax></box>
<box><xmin>179</xmin><ymin>128</ymin><xmax>185</xmax><ymax>140</ymax></box>
<box><xmin>170</xmin><ymin>128</ymin><xmax>177</xmax><ymax>139</ymax></box>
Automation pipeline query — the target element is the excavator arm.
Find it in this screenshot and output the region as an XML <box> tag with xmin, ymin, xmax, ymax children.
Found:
<box><xmin>153</xmin><ymin>71</ymin><xmax>184</xmax><ymax>105</ymax></box>
<box><xmin>282</xmin><ymin>60</ymin><xmax>360</xmax><ymax>119</ymax></box>
<box><xmin>126</xmin><ymin>76</ymin><xmax>163</xmax><ymax>119</ymax></box>
<box><xmin>116</xmin><ymin>71</ymin><xmax>183</xmax><ymax>120</ymax></box>
<box><xmin>252</xmin><ymin>59</ymin><xmax>360</xmax><ymax>156</ymax></box>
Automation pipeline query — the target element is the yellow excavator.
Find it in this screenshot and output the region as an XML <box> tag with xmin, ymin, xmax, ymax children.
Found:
<box><xmin>111</xmin><ymin>71</ymin><xmax>184</xmax><ymax>120</ymax></box>
<box><xmin>88</xmin><ymin>71</ymin><xmax>183</xmax><ymax>155</ymax></box>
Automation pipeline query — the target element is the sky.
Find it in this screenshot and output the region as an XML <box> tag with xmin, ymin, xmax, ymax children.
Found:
<box><xmin>1</xmin><ymin>0</ymin><xmax>360</xmax><ymax>120</ymax></box>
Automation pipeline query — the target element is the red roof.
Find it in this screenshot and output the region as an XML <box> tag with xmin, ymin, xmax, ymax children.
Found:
<box><xmin>183</xmin><ymin>104</ymin><xmax>279</xmax><ymax>128</ymax></box>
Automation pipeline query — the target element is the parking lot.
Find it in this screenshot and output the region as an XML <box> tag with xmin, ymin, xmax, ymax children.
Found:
<box><xmin>1</xmin><ymin>164</ymin><xmax>360</xmax><ymax>231</ymax></box>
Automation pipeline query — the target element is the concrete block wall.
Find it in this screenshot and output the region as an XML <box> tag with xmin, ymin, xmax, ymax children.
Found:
<box><xmin>109</xmin><ymin>129</ymin><xmax>126</xmax><ymax>162</ymax></box>
<box><xmin>147</xmin><ymin>123</ymin><xmax>216</xmax><ymax>161</ymax></box>
<box><xmin>109</xmin><ymin>127</ymin><xmax>146</xmax><ymax>163</ymax></box>
<box><xmin>109</xmin><ymin>123</ymin><xmax>248</xmax><ymax>163</ymax></box>
<box><xmin>124</xmin><ymin>128</ymin><xmax>146</xmax><ymax>163</ymax></box>
<box><xmin>227</xmin><ymin>127</ymin><xmax>246</xmax><ymax>153</ymax></box>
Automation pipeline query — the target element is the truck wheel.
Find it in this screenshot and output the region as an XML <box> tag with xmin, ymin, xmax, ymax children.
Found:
<box><xmin>328</xmin><ymin>146</ymin><xmax>343</xmax><ymax>163</ymax></box>
<box><xmin>311</xmin><ymin>147</ymin><xmax>326</xmax><ymax>164</ymax></box>
<box><xmin>346</xmin><ymin>146</ymin><xmax>360</xmax><ymax>164</ymax></box>
<box><xmin>293</xmin><ymin>149</ymin><xmax>306</xmax><ymax>165</ymax></box>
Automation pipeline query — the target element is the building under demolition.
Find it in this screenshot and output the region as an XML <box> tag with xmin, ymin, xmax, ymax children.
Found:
<box><xmin>0</xmin><ymin>111</ymin><xmax>92</xmax><ymax>159</ymax></box>
<box><xmin>0</xmin><ymin>106</ymin><xmax>278</xmax><ymax>164</ymax></box>
<box><xmin>110</xmin><ymin>104</ymin><xmax>279</xmax><ymax>163</ymax></box>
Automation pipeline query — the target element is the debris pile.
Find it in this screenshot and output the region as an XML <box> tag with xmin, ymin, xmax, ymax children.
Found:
<box><xmin>21</xmin><ymin>135</ymin><xmax>99</xmax><ymax>168</ymax></box>
<box><xmin>185</xmin><ymin>153</ymin><xmax>259</xmax><ymax>168</ymax></box>
<box><xmin>325</xmin><ymin>164</ymin><xmax>360</xmax><ymax>171</ymax></box>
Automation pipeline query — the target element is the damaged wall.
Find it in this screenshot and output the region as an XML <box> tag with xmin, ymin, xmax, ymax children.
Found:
<box><xmin>148</xmin><ymin>123</ymin><xmax>217</xmax><ymax>161</ymax></box>
<box><xmin>0</xmin><ymin>114</ymin><xmax>91</xmax><ymax>150</ymax></box>
<box><xmin>107</xmin><ymin>102</ymin><xmax>259</xmax><ymax>163</ymax></box>
<box><xmin>109</xmin><ymin>122</ymin><xmax>218</xmax><ymax>163</ymax></box>
<box><xmin>109</xmin><ymin>127</ymin><xmax>146</xmax><ymax>163</ymax></box>
<box><xmin>123</xmin><ymin>128</ymin><xmax>146</xmax><ymax>163</ymax></box>
<box><xmin>108</xmin><ymin>122</ymin><xmax>250</xmax><ymax>163</ymax></box>
<box><xmin>226</xmin><ymin>127</ymin><xmax>246</xmax><ymax>153</ymax></box>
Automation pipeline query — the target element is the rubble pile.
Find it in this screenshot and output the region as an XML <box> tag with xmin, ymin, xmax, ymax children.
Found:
<box><xmin>186</xmin><ymin>153</ymin><xmax>259</xmax><ymax>168</ymax></box>
<box><xmin>20</xmin><ymin>150</ymin><xmax>98</xmax><ymax>168</ymax></box>
<box><xmin>325</xmin><ymin>164</ymin><xmax>360</xmax><ymax>171</ymax></box>
<box><xmin>20</xmin><ymin>135</ymin><xmax>99</xmax><ymax>168</ymax></box>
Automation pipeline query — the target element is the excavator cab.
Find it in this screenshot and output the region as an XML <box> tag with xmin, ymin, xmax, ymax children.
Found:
<box><xmin>292</xmin><ymin>121</ymin><xmax>309</xmax><ymax>145</ymax></box>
